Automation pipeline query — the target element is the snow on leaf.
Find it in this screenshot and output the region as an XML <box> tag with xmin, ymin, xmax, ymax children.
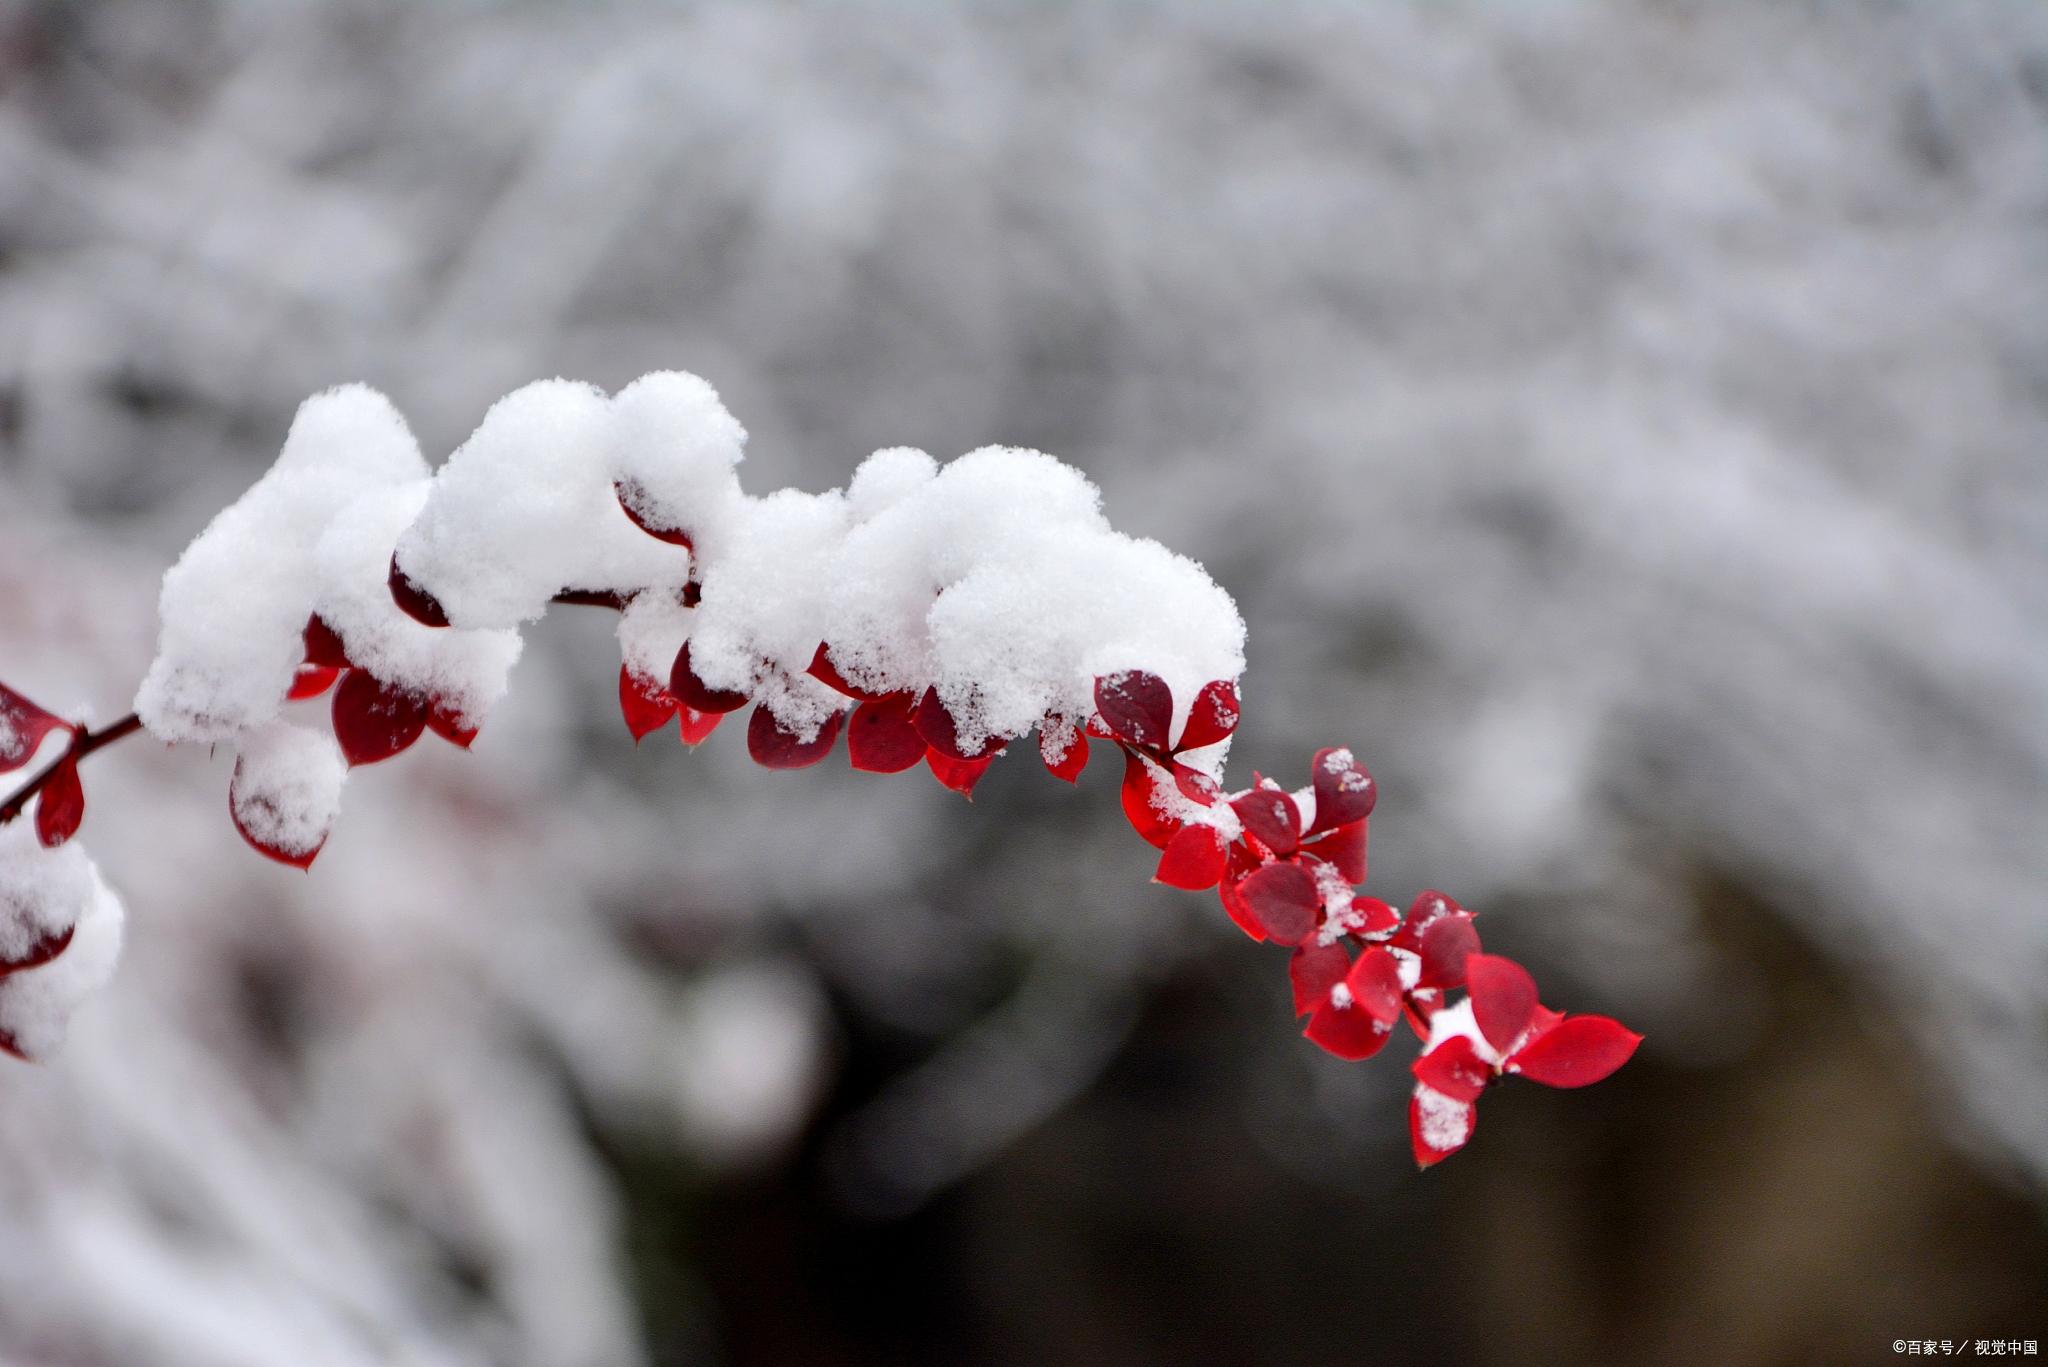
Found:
<box><xmin>1176</xmin><ymin>679</ymin><xmax>1240</xmax><ymax>752</ymax></box>
<box><xmin>1093</xmin><ymin>670</ymin><xmax>1173</xmax><ymax>750</ymax></box>
<box><xmin>746</xmin><ymin>703</ymin><xmax>844</xmax><ymax>770</ymax></box>
<box><xmin>1038</xmin><ymin>717</ymin><xmax>1089</xmax><ymax>783</ymax></box>
<box><xmin>330</xmin><ymin>670</ymin><xmax>429</xmax><ymax>767</ymax></box>
<box><xmin>1288</xmin><ymin>941</ymin><xmax>1350</xmax><ymax>1016</ymax></box>
<box><xmin>619</xmin><ymin>665</ymin><xmax>679</xmax><ymax>741</ymax></box>
<box><xmin>678</xmin><ymin>706</ymin><xmax>723</xmax><ymax>747</ymax></box>
<box><xmin>1229</xmin><ymin>789</ymin><xmax>1300</xmax><ymax>854</ymax></box>
<box><xmin>806</xmin><ymin>643</ymin><xmax>888</xmax><ymax>703</ymax></box>
<box><xmin>1118</xmin><ymin>752</ymin><xmax>1184</xmax><ymax>850</ymax></box>
<box><xmin>669</xmin><ymin>640</ymin><xmax>749</xmax><ymax>714</ymax></box>
<box><xmin>614</xmin><ymin>478</ymin><xmax>695</xmax><ymax>548</ymax></box>
<box><xmin>301</xmin><ymin>614</ymin><xmax>352</xmax><ymax>669</ymax></box>
<box><xmin>1416</xmin><ymin>912</ymin><xmax>1481</xmax><ymax>991</ymax></box>
<box><xmin>287</xmin><ymin>664</ymin><xmax>341</xmax><ymax>700</ymax></box>
<box><xmin>33</xmin><ymin>757</ymin><xmax>84</xmax><ymax>848</ymax></box>
<box><xmin>913</xmin><ymin>688</ymin><xmax>997</xmax><ymax>761</ymax></box>
<box><xmin>1307</xmin><ymin>747</ymin><xmax>1376</xmax><ymax>834</ymax></box>
<box><xmin>387</xmin><ymin>552</ymin><xmax>450</xmax><ymax>628</ymax></box>
<box><xmin>1410</xmin><ymin>1085</ymin><xmax>1477</xmax><ymax>1167</ymax></box>
<box><xmin>847</xmin><ymin>695</ymin><xmax>927</xmax><ymax>774</ymax></box>
<box><xmin>1154</xmin><ymin>823</ymin><xmax>1227</xmax><ymax>890</ymax></box>
<box><xmin>1348</xmin><ymin>896</ymin><xmax>1399</xmax><ymax>937</ymax></box>
<box><xmin>1509</xmin><ymin>1016</ymin><xmax>1642</xmax><ymax>1088</ymax></box>
<box><xmin>1412</xmin><ymin>1035</ymin><xmax>1491</xmax><ymax>1103</ymax></box>
<box><xmin>426</xmin><ymin>700</ymin><xmax>479</xmax><ymax>750</ymax></box>
<box><xmin>1305</xmin><ymin>982</ymin><xmax>1395</xmax><ymax>1061</ymax></box>
<box><xmin>0</xmin><ymin>685</ymin><xmax>68</xmax><ymax>775</ymax></box>
<box><xmin>1466</xmin><ymin>953</ymin><xmax>1539</xmax><ymax>1055</ymax></box>
<box><xmin>0</xmin><ymin>924</ymin><xmax>73</xmax><ymax>978</ymax></box>
<box><xmin>1236</xmin><ymin>860</ymin><xmax>1320</xmax><ymax>946</ymax></box>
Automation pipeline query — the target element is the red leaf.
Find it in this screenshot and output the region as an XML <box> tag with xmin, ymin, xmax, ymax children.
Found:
<box><xmin>1176</xmin><ymin>679</ymin><xmax>1240</xmax><ymax>752</ymax></box>
<box><xmin>806</xmin><ymin>644</ymin><xmax>889</xmax><ymax>703</ymax></box>
<box><xmin>913</xmin><ymin>689</ymin><xmax>997</xmax><ymax>761</ymax></box>
<box><xmin>1409</xmin><ymin>1087</ymin><xmax>1477</xmax><ymax>1168</ymax></box>
<box><xmin>847</xmin><ymin>695</ymin><xmax>927</xmax><ymax>774</ymax></box>
<box><xmin>1509</xmin><ymin>1016</ymin><xmax>1642</xmax><ymax>1088</ymax></box>
<box><xmin>1154</xmin><ymin>824</ymin><xmax>1227</xmax><ymax>890</ymax></box>
<box><xmin>0</xmin><ymin>684</ymin><xmax>69</xmax><ymax>775</ymax></box>
<box><xmin>228</xmin><ymin>770</ymin><xmax>324</xmax><ymax>871</ymax></box>
<box><xmin>387</xmin><ymin>553</ymin><xmax>450</xmax><ymax>628</ymax></box>
<box><xmin>427</xmin><ymin>701</ymin><xmax>478</xmax><ymax>750</ymax></box>
<box><xmin>1389</xmin><ymin>890</ymin><xmax>1469</xmax><ymax>956</ymax></box>
<box><xmin>1307</xmin><ymin>746</ymin><xmax>1376</xmax><ymax>834</ymax></box>
<box><xmin>619</xmin><ymin>666</ymin><xmax>678</xmax><ymax>741</ymax></box>
<box><xmin>1348</xmin><ymin>896</ymin><xmax>1399</xmax><ymax>936</ymax></box>
<box><xmin>1300</xmin><ymin>817</ymin><xmax>1367</xmax><ymax>884</ymax></box>
<box><xmin>669</xmin><ymin>641</ymin><xmax>749</xmax><ymax>714</ymax></box>
<box><xmin>1288</xmin><ymin>941</ymin><xmax>1350</xmax><ymax>1016</ymax></box>
<box><xmin>331</xmin><ymin>670</ymin><xmax>428</xmax><ymax>766</ymax></box>
<box><xmin>1119</xmin><ymin>753</ymin><xmax>1184</xmax><ymax>850</ymax></box>
<box><xmin>1304</xmin><ymin>994</ymin><xmax>1395</xmax><ymax>1061</ymax></box>
<box><xmin>1093</xmin><ymin>671</ymin><xmax>1173</xmax><ymax>750</ymax></box>
<box><xmin>1412</xmin><ymin>1035</ymin><xmax>1491</xmax><ymax>1103</ymax></box>
<box><xmin>1466</xmin><ymin>954</ymin><xmax>1538</xmax><ymax>1055</ymax></box>
<box><xmin>0</xmin><ymin>923</ymin><xmax>74</xmax><ymax>977</ymax></box>
<box><xmin>288</xmin><ymin>664</ymin><xmax>341</xmax><ymax>700</ymax></box>
<box><xmin>1219</xmin><ymin>876</ymin><xmax>1266</xmax><ymax>942</ymax></box>
<box><xmin>1416</xmin><ymin>912</ymin><xmax>1481</xmax><ymax>991</ymax></box>
<box><xmin>746</xmin><ymin>703</ymin><xmax>844</xmax><ymax>770</ymax></box>
<box><xmin>1229</xmin><ymin>789</ymin><xmax>1300</xmax><ymax>855</ymax></box>
<box><xmin>678</xmin><ymin>707</ymin><xmax>723</xmax><ymax>747</ymax></box>
<box><xmin>1344</xmin><ymin>946</ymin><xmax>1405</xmax><ymax>1026</ymax></box>
<box><xmin>34</xmin><ymin>756</ymin><xmax>84</xmax><ymax>847</ymax></box>
<box><xmin>926</xmin><ymin>749</ymin><xmax>997</xmax><ymax>798</ymax></box>
<box><xmin>615</xmin><ymin>479</ymin><xmax>694</xmax><ymax>548</ymax></box>
<box><xmin>1169</xmin><ymin>761</ymin><xmax>1220</xmax><ymax>806</ymax></box>
<box><xmin>1039</xmin><ymin>722</ymin><xmax>1089</xmax><ymax>783</ymax></box>
<box><xmin>302</xmin><ymin>614</ymin><xmax>351</xmax><ymax>668</ymax></box>
<box><xmin>1236</xmin><ymin>861</ymin><xmax>1319</xmax><ymax>947</ymax></box>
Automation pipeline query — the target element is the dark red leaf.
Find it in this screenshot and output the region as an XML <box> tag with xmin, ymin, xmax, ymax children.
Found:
<box><xmin>1412</xmin><ymin>1036</ymin><xmax>1491</xmax><ymax>1103</ymax></box>
<box><xmin>1039</xmin><ymin>722</ymin><xmax>1089</xmax><ymax>784</ymax></box>
<box><xmin>1169</xmin><ymin>762</ymin><xmax>1220</xmax><ymax>806</ymax></box>
<box><xmin>1092</xmin><ymin>671</ymin><xmax>1173</xmax><ymax>750</ymax></box>
<box><xmin>1229</xmin><ymin>788</ymin><xmax>1300</xmax><ymax>855</ymax></box>
<box><xmin>926</xmin><ymin>749</ymin><xmax>997</xmax><ymax>798</ymax></box>
<box><xmin>678</xmin><ymin>707</ymin><xmax>723</xmax><ymax>747</ymax></box>
<box><xmin>388</xmin><ymin>553</ymin><xmax>450</xmax><ymax>628</ymax></box>
<box><xmin>34</xmin><ymin>756</ymin><xmax>84</xmax><ymax>847</ymax></box>
<box><xmin>331</xmin><ymin>670</ymin><xmax>429</xmax><ymax>767</ymax></box>
<box><xmin>228</xmin><ymin>767</ymin><xmax>325</xmax><ymax>870</ymax></box>
<box><xmin>847</xmin><ymin>695</ymin><xmax>927</xmax><ymax>774</ymax></box>
<box><xmin>806</xmin><ymin>644</ymin><xmax>889</xmax><ymax>703</ymax></box>
<box><xmin>0</xmin><ymin>923</ymin><xmax>73</xmax><ymax>976</ymax></box>
<box><xmin>619</xmin><ymin>666</ymin><xmax>678</xmax><ymax>741</ymax></box>
<box><xmin>1219</xmin><ymin>876</ymin><xmax>1266</xmax><ymax>942</ymax></box>
<box><xmin>1288</xmin><ymin>941</ymin><xmax>1350</xmax><ymax>1016</ymax></box>
<box><xmin>669</xmin><ymin>641</ymin><xmax>749</xmax><ymax>714</ymax></box>
<box><xmin>1389</xmin><ymin>889</ymin><xmax>1469</xmax><ymax>956</ymax></box>
<box><xmin>1176</xmin><ymin>679</ymin><xmax>1240</xmax><ymax>752</ymax></box>
<box><xmin>1509</xmin><ymin>1016</ymin><xmax>1642</xmax><ymax>1088</ymax></box>
<box><xmin>1344</xmin><ymin>946</ymin><xmax>1405</xmax><ymax>1026</ymax></box>
<box><xmin>913</xmin><ymin>689</ymin><xmax>996</xmax><ymax>761</ymax></box>
<box><xmin>1301</xmin><ymin>817</ymin><xmax>1367</xmax><ymax>883</ymax></box>
<box><xmin>1154</xmin><ymin>823</ymin><xmax>1227</xmax><ymax>891</ymax></box>
<box><xmin>1307</xmin><ymin>746</ymin><xmax>1376</xmax><ymax>834</ymax></box>
<box><xmin>746</xmin><ymin>704</ymin><xmax>845</xmax><ymax>770</ymax></box>
<box><xmin>1304</xmin><ymin>995</ymin><xmax>1394</xmax><ymax>1061</ymax></box>
<box><xmin>302</xmin><ymin>615</ymin><xmax>351</xmax><ymax>668</ymax></box>
<box><xmin>1237</xmin><ymin>861</ymin><xmax>1320</xmax><ymax>947</ymax></box>
<box><xmin>1119</xmin><ymin>753</ymin><xmax>1184</xmax><ymax>850</ymax></box>
<box><xmin>1416</xmin><ymin>912</ymin><xmax>1481</xmax><ymax>991</ymax></box>
<box><xmin>615</xmin><ymin>479</ymin><xmax>694</xmax><ymax>548</ymax></box>
<box><xmin>1466</xmin><ymin>953</ymin><xmax>1539</xmax><ymax>1055</ymax></box>
<box><xmin>1348</xmin><ymin>896</ymin><xmax>1400</xmax><ymax>936</ymax></box>
<box><xmin>288</xmin><ymin>664</ymin><xmax>341</xmax><ymax>700</ymax></box>
<box><xmin>1409</xmin><ymin>1087</ymin><xmax>1477</xmax><ymax>1168</ymax></box>
<box><xmin>427</xmin><ymin>700</ymin><xmax>478</xmax><ymax>750</ymax></box>
<box><xmin>0</xmin><ymin>684</ymin><xmax>69</xmax><ymax>775</ymax></box>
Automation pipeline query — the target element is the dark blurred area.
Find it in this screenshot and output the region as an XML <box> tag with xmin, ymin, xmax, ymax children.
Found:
<box><xmin>0</xmin><ymin>1</ymin><xmax>2044</xmax><ymax>1364</ymax></box>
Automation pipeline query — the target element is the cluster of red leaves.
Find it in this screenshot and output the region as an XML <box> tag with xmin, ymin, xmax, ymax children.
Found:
<box><xmin>1</xmin><ymin>683</ymin><xmax>86</xmax><ymax>850</ymax></box>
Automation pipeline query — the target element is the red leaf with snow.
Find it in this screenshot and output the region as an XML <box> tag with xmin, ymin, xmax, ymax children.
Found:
<box><xmin>1175</xmin><ymin>679</ymin><xmax>1240</xmax><ymax>752</ymax></box>
<box><xmin>847</xmin><ymin>695</ymin><xmax>927</xmax><ymax>774</ymax></box>
<box><xmin>926</xmin><ymin>749</ymin><xmax>997</xmax><ymax>798</ymax></box>
<box><xmin>228</xmin><ymin>767</ymin><xmax>325</xmax><ymax>870</ymax></box>
<box><xmin>1093</xmin><ymin>671</ymin><xmax>1173</xmax><ymax>750</ymax></box>
<box><xmin>1409</xmin><ymin>1086</ymin><xmax>1477</xmax><ymax>1168</ymax></box>
<box><xmin>1118</xmin><ymin>753</ymin><xmax>1183</xmax><ymax>850</ymax></box>
<box><xmin>288</xmin><ymin>664</ymin><xmax>341</xmax><ymax>700</ymax></box>
<box><xmin>1348</xmin><ymin>896</ymin><xmax>1399</xmax><ymax>937</ymax></box>
<box><xmin>619</xmin><ymin>666</ymin><xmax>678</xmax><ymax>741</ymax></box>
<box><xmin>1390</xmin><ymin>889</ymin><xmax>1469</xmax><ymax>956</ymax></box>
<box><xmin>1219</xmin><ymin>876</ymin><xmax>1265</xmax><ymax>942</ymax></box>
<box><xmin>1301</xmin><ymin>817</ymin><xmax>1367</xmax><ymax>884</ymax></box>
<box><xmin>1039</xmin><ymin>722</ymin><xmax>1089</xmax><ymax>783</ymax></box>
<box><xmin>1288</xmin><ymin>941</ymin><xmax>1350</xmax><ymax>1016</ymax></box>
<box><xmin>1229</xmin><ymin>789</ymin><xmax>1300</xmax><ymax>855</ymax></box>
<box><xmin>0</xmin><ymin>684</ymin><xmax>68</xmax><ymax>775</ymax></box>
<box><xmin>669</xmin><ymin>641</ymin><xmax>749</xmax><ymax>714</ymax></box>
<box><xmin>0</xmin><ymin>923</ymin><xmax>73</xmax><ymax>976</ymax></box>
<box><xmin>807</xmin><ymin>644</ymin><xmax>888</xmax><ymax>703</ymax></box>
<box><xmin>746</xmin><ymin>704</ymin><xmax>845</xmax><ymax>770</ymax></box>
<box><xmin>1509</xmin><ymin>1016</ymin><xmax>1642</xmax><ymax>1088</ymax></box>
<box><xmin>1236</xmin><ymin>861</ymin><xmax>1319</xmax><ymax>946</ymax></box>
<box><xmin>678</xmin><ymin>707</ymin><xmax>723</xmax><ymax>747</ymax></box>
<box><xmin>1466</xmin><ymin>954</ymin><xmax>1538</xmax><ymax>1055</ymax></box>
<box><xmin>1416</xmin><ymin>912</ymin><xmax>1480</xmax><ymax>991</ymax></box>
<box><xmin>615</xmin><ymin>479</ymin><xmax>694</xmax><ymax>548</ymax></box>
<box><xmin>387</xmin><ymin>553</ymin><xmax>450</xmax><ymax>628</ymax></box>
<box><xmin>1414</xmin><ymin>1036</ymin><xmax>1491</xmax><ymax>1105</ymax></box>
<box><xmin>302</xmin><ymin>614</ymin><xmax>351</xmax><ymax>668</ymax></box>
<box><xmin>34</xmin><ymin>756</ymin><xmax>83</xmax><ymax>847</ymax></box>
<box><xmin>1169</xmin><ymin>762</ymin><xmax>1220</xmax><ymax>806</ymax></box>
<box><xmin>1307</xmin><ymin>747</ymin><xmax>1376</xmax><ymax>834</ymax></box>
<box><xmin>1154</xmin><ymin>823</ymin><xmax>1227</xmax><ymax>890</ymax></box>
<box><xmin>913</xmin><ymin>689</ymin><xmax>997</xmax><ymax>761</ymax></box>
<box><xmin>331</xmin><ymin>671</ymin><xmax>428</xmax><ymax>767</ymax></box>
<box><xmin>1345</xmin><ymin>946</ymin><xmax>1405</xmax><ymax>1026</ymax></box>
<box><xmin>1304</xmin><ymin>993</ymin><xmax>1395</xmax><ymax>1061</ymax></box>
<box><xmin>427</xmin><ymin>701</ymin><xmax>478</xmax><ymax>750</ymax></box>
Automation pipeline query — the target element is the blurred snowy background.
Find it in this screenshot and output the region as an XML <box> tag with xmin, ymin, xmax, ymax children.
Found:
<box><xmin>2</xmin><ymin>0</ymin><xmax>2046</xmax><ymax>1363</ymax></box>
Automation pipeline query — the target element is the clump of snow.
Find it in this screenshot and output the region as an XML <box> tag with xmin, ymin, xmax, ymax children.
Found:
<box><xmin>137</xmin><ymin>386</ymin><xmax>426</xmax><ymax>743</ymax></box>
<box><xmin>609</xmin><ymin>370</ymin><xmax>748</xmax><ymax>556</ymax></box>
<box><xmin>0</xmin><ymin>851</ymin><xmax>124</xmax><ymax>1060</ymax></box>
<box><xmin>616</xmin><ymin>592</ymin><xmax>694</xmax><ymax>686</ymax></box>
<box><xmin>0</xmin><ymin>822</ymin><xmax>94</xmax><ymax>964</ymax></box>
<box><xmin>230</xmin><ymin>721</ymin><xmax>348</xmax><ymax>860</ymax></box>
<box><xmin>1423</xmin><ymin>997</ymin><xmax>1502</xmax><ymax>1067</ymax></box>
<box><xmin>1414</xmin><ymin>1084</ymin><xmax>1476</xmax><ymax>1152</ymax></box>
